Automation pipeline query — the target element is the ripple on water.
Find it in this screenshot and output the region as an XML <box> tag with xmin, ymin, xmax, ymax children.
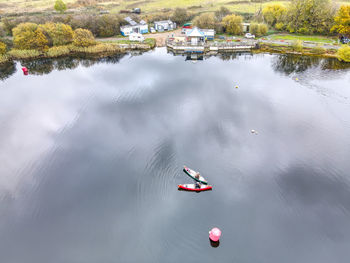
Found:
<box><xmin>137</xmin><ymin>139</ymin><xmax>179</xmax><ymax>206</ymax></box>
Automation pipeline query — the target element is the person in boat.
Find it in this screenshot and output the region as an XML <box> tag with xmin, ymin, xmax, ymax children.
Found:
<box><xmin>195</xmin><ymin>172</ymin><xmax>200</xmax><ymax>180</ymax></box>
<box><xmin>195</xmin><ymin>181</ymin><xmax>201</xmax><ymax>189</ymax></box>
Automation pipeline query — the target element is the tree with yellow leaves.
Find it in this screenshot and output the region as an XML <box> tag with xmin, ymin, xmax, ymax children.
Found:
<box><xmin>222</xmin><ymin>14</ymin><xmax>243</xmax><ymax>35</ymax></box>
<box><xmin>262</xmin><ymin>4</ymin><xmax>286</xmax><ymax>27</ymax></box>
<box><xmin>331</xmin><ymin>5</ymin><xmax>350</xmax><ymax>35</ymax></box>
<box><xmin>73</xmin><ymin>28</ymin><xmax>96</xmax><ymax>47</ymax></box>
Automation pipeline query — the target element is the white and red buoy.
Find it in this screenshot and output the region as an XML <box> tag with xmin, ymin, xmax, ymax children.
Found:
<box><xmin>22</xmin><ymin>67</ymin><xmax>28</xmax><ymax>75</ymax></box>
<box><xmin>209</xmin><ymin>227</ymin><xmax>221</xmax><ymax>242</ymax></box>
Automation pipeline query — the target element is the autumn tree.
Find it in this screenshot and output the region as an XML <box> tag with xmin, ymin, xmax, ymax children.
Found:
<box><xmin>0</xmin><ymin>42</ymin><xmax>6</xmax><ymax>55</ymax></box>
<box><xmin>40</xmin><ymin>23</ymin><xmax>73</xmax><ymax>46</ymax></box>
<box><xmin>222</xmin><ymin>14</ymin><xmax>243</xmax><ymax>35</ymax></box>
<box><xmin>96</xmin><ymin>15</ymin><xmax>120</xmax><ymax>37</ymax></box>
<box><xmin>171</xmin><ymin>8</ymin><xmax>189</xmax><ymax>25</ymax></box>
<box><xmin>54</xmin><ymin>0</ymin><xmax>67</xmax><ymax>14</ymax></box>
<box><xmin>193</xmin><ymin>13</ymin><xmax>216</xmax><ymax>29</ymax></box>
<box><xmin>13</xmin><ymin>23</ymin><xmax>38</xmax><ymax>49</ymax></box>
<box><xmin>286</xmin><ymin>0</ymin><xmax>335</xmax><ymax>34</ymax></box>
<box><xmin>33</xmin><ymin>28</ymin><xmax>49</xmax><ymax>51</ymax></box>
<box><xmin>73</xmin><ymin>28</ymin><xmax>96</xmax><ymax>47</ymax></box>
<box><xmin>331</xmin><ymin>5</ymin><xmax>350</xmax><ymax>35</ymax></box>
<box><xmin>262</xmin><ymin>4</ymin><xmax>286</xmax><ymax>27</ymax></box>
<box><xmin>215</xmin><ymin>6</ymin><xmax>231</xmax><ymax>21</ymax></box>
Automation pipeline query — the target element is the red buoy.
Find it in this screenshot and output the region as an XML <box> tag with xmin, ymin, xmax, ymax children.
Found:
<box><xmin>22</xmin><ymin>67</ymin><xmax>28</xmax><ymax>75</ymax></box>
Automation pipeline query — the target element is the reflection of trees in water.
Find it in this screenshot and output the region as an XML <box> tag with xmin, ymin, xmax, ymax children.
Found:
<box><xmin>19</xmin><ymin>54</ymin><xmax>128</xmax><ymax>76</ymax></box>
<box><xmin>272</xmin><ymin>55</ymin><xmax>321</xmax><ymax>75</ymax></box>
<box><xmin>273</xmin><ymin>54</ymin><xmax>350</xmax><ymax>75</ymax></box>
<box><xmin>22</xmin><ymin>59</ymin><xmax>55</xmax><ymax>75</ymax></box>
<box><xmin>217</xmin><ymin>52</ymin><xmax>253</xmax><ymax>61</ymax></box>
<box><xmin>218</xmin><ymin>53</ymin><xmax>239</xmax><ymax>61</ymax></box>
<box><xmin>55</xmin><ymin>57</ymin><xmax>80</xmax><ymax>71</ymax></box>
<box><xmin>0</xmin><ymin>62</ymin><xmax>17</xmax><ymax>81</ymax></box>
<box><xmin>321</xmin><ymin>58</ymin><xmax>350</xmax><ymax>71</ymax></box>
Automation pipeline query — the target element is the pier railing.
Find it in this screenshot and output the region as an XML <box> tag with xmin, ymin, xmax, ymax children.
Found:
<box><xmin>166</xmin><ymin>39</ymin><xmax>257</xmax><ymax>49</ymax></box>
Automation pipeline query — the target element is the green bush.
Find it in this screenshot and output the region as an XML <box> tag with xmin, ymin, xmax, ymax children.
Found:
<box><xmin>54</xmin><ymin>0</ymin><xmax>67</xmax><ymax>14</ymax></box>
<box><xmin>47</xmin><ymin>45</ymin><xmax>71</xmax><ymax>57</ymax></box>
<box><xmin>337</xmin><ymin>45</ymin><xmax>350</xmax><ymax>62</ymax></box>
<box><xmin>73</xmin><ymin>28</ymin><xmax>96</xmax><ymax>47</ymax></box>
<box><xmin>0</xmin><ymin>42</ymin><xmax>7</xmax><ymax>55</ymax></box>
<box><xmin>250</xmin><ymin>23</ymin><xmax>268</xmax><ymax>37</ymax></box>
<box><xmin>291</xmin><ymin>40</ymin><xmax>303</xmax><ymax>52</ymax></box>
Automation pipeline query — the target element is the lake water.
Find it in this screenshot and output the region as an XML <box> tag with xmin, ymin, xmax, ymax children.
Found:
<box><xmin>1</xmin><ymin>48</ymin><xmax>350</xmax><ymax>263</ymax></box>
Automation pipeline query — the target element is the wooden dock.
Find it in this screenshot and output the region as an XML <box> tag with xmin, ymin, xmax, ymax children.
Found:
<box><xmin>166</xmin><ymin>39</ymin><xmax>257</xmax><ymax>54</ymax></box>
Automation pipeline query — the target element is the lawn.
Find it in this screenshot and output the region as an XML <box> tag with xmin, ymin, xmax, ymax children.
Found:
<box><xmin>0</xmin><ymin>0</ymin><xmax>76</xmax><ymax>13</ymax></box>
<box><xmin>0</xmin><ymin>0</ymin><xmax>348</xmax><ymax>15</ymax></box>
<box><xmin>100</xmin><ymin>38</ymin><xmax>156</xmax><ymax>47</ymax></box>
<box><xmin>268</xmin><ymin>34</ymin><xmax>337</xmax><ymax>44</ymax></box>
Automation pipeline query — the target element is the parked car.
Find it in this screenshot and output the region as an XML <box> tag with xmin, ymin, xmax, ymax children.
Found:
<box><xmin>245</xmin><ymin>33</ymin><xmax>255</xmax><ymax>39</ymax></box>
<box><xmin>340</xmin><ymin>35</ymin><xmax>350</xmax><ymax>44</ymax></box>
<box><xmin>132</xmin><ymin>8</ymin><xmax>141</xmax><ymax>14</ymax></box>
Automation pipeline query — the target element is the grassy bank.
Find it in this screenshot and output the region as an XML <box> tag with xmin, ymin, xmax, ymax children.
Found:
<box><xmin>0</xmin><ymin>40</ymin><xmax>155</xmax><ymax>63</ymax></box>
<box><xmin>103</xmin><ymin>38</ymin><xmax>156</xmax><ymax>47</ymax></box>
<box><xmin>267</xmin><ymin>34</ymin><xmax>337</xmax><ymax>44</ymax></box>
<box><xmin>256</xmin><ymin>42</ymin><xmax>338</xmax><ymax>59</ymax></box>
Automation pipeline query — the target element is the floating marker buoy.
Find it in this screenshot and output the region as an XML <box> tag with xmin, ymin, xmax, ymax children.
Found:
<box><xmin>251</xmin><ymin>129</ymin><xmax>258</xmax><ymax>135</ymax></box>
<box><xmin>22</xmin><ymin>67</ymin><xmax>28</xmax><ymax>75</ymax></box>
<box><xmin>209</xmin><ymin>227</ymin><xmax>221</xmax><ymax>242</ymax></box>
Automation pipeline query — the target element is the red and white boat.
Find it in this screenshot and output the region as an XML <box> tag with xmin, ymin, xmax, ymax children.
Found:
<box><xmin>178</xmin><ymin>184</ymin><xmax>212</xmax><ymax>192</ymax></box>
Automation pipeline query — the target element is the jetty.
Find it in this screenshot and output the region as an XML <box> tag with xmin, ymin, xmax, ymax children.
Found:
<box><xmin>166</xmin><ymin>38</ymin><xmax>257</xmax><ymax>55</ymax></box>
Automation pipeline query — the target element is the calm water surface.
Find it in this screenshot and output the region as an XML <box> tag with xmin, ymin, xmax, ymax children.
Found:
<box><xmin>1</xmin><ymin>48</ymin><xmax>350</xmax><ymax>263</ymax></box>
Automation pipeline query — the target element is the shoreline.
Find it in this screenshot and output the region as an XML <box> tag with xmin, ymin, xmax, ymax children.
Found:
<box><xmin>0</xmin><ymin>42</ymin><xmax>345</xmax><ymax>65</ymax></box>
<box><xmin>255</xmin><ymin>42</ymin><xmax>339</xmax><ymax>59</ymax></box>
<box><xmin>0</xmin><ymin>40</ymin><xmax>156</xmax><ymax>65</ymax></box>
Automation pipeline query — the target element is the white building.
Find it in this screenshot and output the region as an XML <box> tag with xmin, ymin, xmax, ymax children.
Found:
<box><xmin>242</xmin><ymin>23</ymin><xmax>250</xmax><ymax>33</ymax></box>
<box><xmin>154</xmin><ymin>20</ymin><xmax>176</xmax><ymax>32</ymax></box>
<box><xmin>129</xmin><ymin>33</ymin><xmax>145</xmax><ymax>42</ymax></box>
<box><xmin>201</xmin><ymin>29</ymin><xmax>215</xmax><ymax>40</ymax></box>
<box><xmin>186</xmin><ymin>27</ymin><xmax>205</xmax><ymax>45</ymax></box>
<box><xmin>120</xmin><ymin>17</ymin><xmax>148</xmax><ymax>36</ymax></box>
